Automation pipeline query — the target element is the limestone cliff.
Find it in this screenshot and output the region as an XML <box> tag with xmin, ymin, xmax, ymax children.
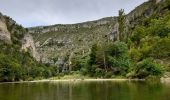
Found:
<box><xmin>21</xmin><ymin>33</ymin><xmax>40</xmax><ymax>61</ymax></box>
<box><xmin>0</xmin><ymin>12</ymin><xmax>40</xmax><ymax>61</ymax></box>
<box><xmin>0</xmin><ymin>13</ymin><xmax>11</xmax><ymax>44</ymax></box>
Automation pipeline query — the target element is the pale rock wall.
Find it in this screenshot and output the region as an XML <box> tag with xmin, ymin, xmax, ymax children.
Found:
<box><xmin>0</xmin><ymin>13</ymin><xmax>11</xmax><ymax>44</ymax></box>
<box><xmin>156</xmin><ymin>0</ymin><xmax>162</xmax><ymax>4</ymax></box>
<box><xmin>22</xmin><ymin>33</ymin><xmax>40</xmax><ymax>61</ymax></box>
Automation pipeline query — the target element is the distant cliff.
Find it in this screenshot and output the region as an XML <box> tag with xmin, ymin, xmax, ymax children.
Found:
<box><xmin>28</xmin><ymin>17</ymin><xmax>117</xmax><ymax>65</ymax></box>
<box><xmin>28</xmin><ymin>0</ymin><xmax>168</xmax><ymax>66</ymax></box>
<box><xmin>21</xmin><ymin>33</ymin><xmax>40</xmax><ymax>61</ymax></box>
<box><xmin>0</xmin><ymin>12</ymin><xmax>39</xmax><ymax>61</ymax></box>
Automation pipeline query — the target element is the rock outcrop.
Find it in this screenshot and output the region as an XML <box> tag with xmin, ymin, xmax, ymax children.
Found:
<box><xmin>156</xmin><ymin>0</ymin><xmax>163</xmax><ymax>4</ymax></box>
<box><xmin>0</xmin><ymin>13</ymin><xmax>11</xmax><ymax>44</ymax></box>
<box><xmin>22</xmin><ymin>33</ymin><xmax>40</xmax><ymax>61</ymax></box>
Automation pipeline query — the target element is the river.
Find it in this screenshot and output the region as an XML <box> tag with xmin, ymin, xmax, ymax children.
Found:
<box><xmin>0</xmin><ymin>81</ymin><xmax>170</xmax><ymax>100</ymax></box>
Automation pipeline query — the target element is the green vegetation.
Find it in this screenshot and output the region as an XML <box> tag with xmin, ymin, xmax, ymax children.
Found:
<box><xmin>1</xmin><ymin>0</ymin><xmax>170</xmax><ymax>82</ymax></box>
<box><xmin>118</xmin><ymin>9</ymin><xmax>126</xmax><ymax>41</ymax></box>
<box><xmin>59</xmin><ymin>0</ymin><xmax>170</xmax><ymax>79</ymax></box>
<box><xmin>0</xmin><ymin>44</ymin><xmax>55</xmax><ymax>81</ymax></box>
<box><xmin>0</xmin><ymin>16</ymin><xmax>56</xmax><ymax>82</ymax></box>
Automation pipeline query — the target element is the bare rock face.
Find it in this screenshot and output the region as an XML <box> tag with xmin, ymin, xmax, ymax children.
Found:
<box><xmin>0</xmin><ymin>13</ymin><xmax>11</xmax><ymax>44</ymax></box>
<box><xmin>22</xmin><ymin>33</ymin><xmax>40</xmax><ymax>61</ymax></box>
<box><xmin>156</xmin><ymin>0</ymin><xmax>162</xmax><ymax>4</ymax></box>
<box><xmin>107</xmin><ymin>22</ymin><xmax>119</xmax><ymax>41</ymax></box>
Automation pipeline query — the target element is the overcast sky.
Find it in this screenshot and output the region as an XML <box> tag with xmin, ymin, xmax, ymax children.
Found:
<box><xmin>0</xmin><ymin>0</ymin><xmax>148</xmax><ymax>27</ymax></box>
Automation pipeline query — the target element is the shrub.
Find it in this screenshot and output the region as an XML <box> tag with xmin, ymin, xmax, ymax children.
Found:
<box><xmin>80</xmin><ymin>67</ymin><xmax>88</xmax><ymax>75</ymax></box>
<box><xmin>104</xmin><ymin>72</ymin><xmax>113</xmax><ymax>78</ymax></box>
<box><xmin>129</xmin><ymin>48</ymin><xmax>142</xmax><ymax>61</ymax></box>
<box><xmin>108</xmin><ymin>41</ymin><xmax>128</xmax><ymax>57</ymax></box>
<box><xmin>95</xmin><ymin>68</ymin><xmax>104</xmax><ymax>77</ymax></box>
<box><xmin>130</xmin><ymin>26</ymin><xmax>146</xmax><ymax>45</ymax></box>
<box><xmin>151</xmin><ymin>37</ymin><xmax>170</xmax><ymax>58</ymax></box>
<box><xmin>135</xmin><ymin>58</ymin><xmax>163</xmax><ymax>78</ymax></box>
<box><xmin>107</xmin><ymin>42</ymin><xmax>130</xmax><ymax>75</ymax></box>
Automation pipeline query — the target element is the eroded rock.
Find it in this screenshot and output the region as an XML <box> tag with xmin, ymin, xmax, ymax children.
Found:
<box><xmin>0</xmin><ymin>13</ymin><xmax>11</xmax><ymax>44</ymax></box>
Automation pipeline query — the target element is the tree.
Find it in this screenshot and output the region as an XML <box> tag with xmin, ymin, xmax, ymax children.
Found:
<box><xmin>118</xmin><ymin>9</ymin><xmax>126</xmax><ymax>41</ymax></box>
<box><xmin>151</xmin><ymin>36</ymin><xmax>170</xmax><ymax>58</ymax></box>
<box><xmin>148</xmin><ymin>19</ymin><xmax>170</xmax><ymax>37</ymax></box>
<box><xmin>107</xmin><ymin>42</ymin><xmax>130</xmax><ymax>75</ymax></box>
<box><xmin>134</xmin><ymin>58</ymin><xmax>163</xmax><ymax>78</ymax></box>
<box><xmin>89</xmin><ymin>44</ymin><xmax>97</xmax><ymax>65</ymax></box>
<box><xmin>95</xmin><ymin>42</ymin><xmax>108</xmax><ymax>72</ymax></box>
<box><xmin>130</xmin><ymin>26</ymin><xmax>146</xmax><ymax>46</ymax></box>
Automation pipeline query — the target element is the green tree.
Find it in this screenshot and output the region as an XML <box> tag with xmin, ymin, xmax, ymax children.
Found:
<box><xmin>118</xmin><ymin>9</ymin><xmax>126</xmax><ymax>41</ymax></box>
<box><xmin>107</xmin><ymin>42</ymin><xmax>130</xmax><ymax>75</ymax></box>
<box><xmin>89</xmin><ymin>44</ymin><xmax>97</xmax><ymax>65</ymax></box>
<box><xmin>135</xmin><ymin>58</ymin><xmax>163</xmax><ymax>78</ymax></box>
<box><xmin>151</xmin><ymin>36</ymin><xmax>170</xmax><ymax>58</ymax></box>
<box><xmin>130</xmin><ymin>26</ymin><xmax>146</xmax><ymax>46</ymax></box>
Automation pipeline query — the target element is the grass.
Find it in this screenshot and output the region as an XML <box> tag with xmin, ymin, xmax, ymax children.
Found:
<box><xmin>49</xmin><ymin>73</ymin><xmax>91</xmax><ymax>80</ymax></box>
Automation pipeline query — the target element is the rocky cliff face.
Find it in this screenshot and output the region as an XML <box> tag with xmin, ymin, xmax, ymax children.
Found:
<box><xmin>21</xmin><ymin>33</ymin><xmax>40</xmax><ymax>61</ymax></box>
<box><xmin>29</xmin><ymin>17</ymin><xmax>117</xmax><ymax>65</ymax></box>
<box><xmin>0</xmin><ymin>12</ymin><xmax>39</xmax><ymax>61</ymax></box>
<box><xmin>0</xmin><ymin>13</ymin><xmax>11</xmax><ymax>44</ymax></box>
<box><xmin>156</xmin><ymin>0</ymin><xmax>163</xmax><ymax>4</ymax></box>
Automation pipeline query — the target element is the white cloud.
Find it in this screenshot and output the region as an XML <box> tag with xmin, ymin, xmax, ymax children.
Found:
<box><xmin>0</xmin><ymin>0</ymin><xmax>148</xmax><ymax>27</ymax></box>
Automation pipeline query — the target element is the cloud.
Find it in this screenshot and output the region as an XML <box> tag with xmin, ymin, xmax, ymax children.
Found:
<box><xmin>0</xmin><ymin>0</ymin><xmax>148</xmax><ymax>27</ymax></box>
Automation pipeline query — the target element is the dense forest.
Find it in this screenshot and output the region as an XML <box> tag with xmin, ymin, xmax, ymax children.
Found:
<box><xmin>0</xmin><ymin>0</ymin><xmax>170</xmax><ymax>82</ymax></box>
<box><xmin>64</xmin><ymin>0</ymin><xmax>170</xmax><ymax>79</ymax></box>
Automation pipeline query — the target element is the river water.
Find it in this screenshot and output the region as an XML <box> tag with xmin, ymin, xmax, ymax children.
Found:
<box><xmin>0</xmin><ymin>81</ymin><xmax>170</xmax><ymax>100</ymax></box>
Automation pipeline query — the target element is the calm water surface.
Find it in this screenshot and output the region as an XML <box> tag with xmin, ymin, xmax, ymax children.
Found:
<box><xmin>0</xmin><ymin>81</ymin><xmax>170</xmax><ymax>100</ymax></box>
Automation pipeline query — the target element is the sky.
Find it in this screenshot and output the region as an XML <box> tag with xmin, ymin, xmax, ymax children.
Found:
<box><xmin>0</xmin><ymin>0</ymin><xmax>148</xmax><ymax>27</ymax></box>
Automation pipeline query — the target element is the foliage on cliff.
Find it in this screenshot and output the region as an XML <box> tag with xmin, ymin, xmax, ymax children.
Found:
<box><xmin>0</xmin><ymin>15</ymin><xmax>55</xmax><ymax>82</ymax></box>
<box><xmin>68</xmin><ymin>0</ymin><xmax>170</xmax><ymax>78</ymax></box>
<box><xmin>1</xmin><ymin>0</ymin><xmax>170</xmax><ymax>82</ymax></box>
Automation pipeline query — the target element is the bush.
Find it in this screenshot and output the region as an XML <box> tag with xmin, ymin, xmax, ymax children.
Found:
<box><xmin>0</xmin><ymin>44</ymin><xmax>56</xmax><ymax>82</ymax></box>
<box><xmin>148</xmin><ymin>19</ymin><xmax>170</xmax><ymax>37</ymax></box>
<box><xmin>80</xmin><ymin>67</ymin><xmax>88</xmax><ymax>75</ymax></box>
<box><xmin>95</xmin><ymin>68</ymin><xmax>104</xmax><ymax>77</ymax></box>
<box><xmin>129</xmin><ymin>48</ymin><xmax>142</xmax><ymax>62</ymax></box>
<box><xmin>108</xmin><ymin>41</ymin><xmax>128</xmax><ymax>57</ymax></box>
<box><xmin>130</xmin><ymin>26</ymin><xmax>146</xmax><ymax>45</ymax></box>
<box><xmin>104</xmin><ymin>72</ymin><xmax>113</xmax><ymax>78</ymax></box>
<box><xmin>135</xmin><ymin>58</ymin><xmax>163</xmax><ymax>78</ymax></box>
<box><xmin>151</xmin><ymin>37</ymin><xmax>170</xmax><ymax>58</ymax></box>
<box><xmin>0</xmin><ymin>53</ymin><xmax>22</xmax><ymax>82</ymax></box>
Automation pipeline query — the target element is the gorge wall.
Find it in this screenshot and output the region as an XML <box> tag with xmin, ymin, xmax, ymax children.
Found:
<box><xmin>28</xmin><ymin>0</ymin><xmax>165</xmax><ymax>66</ymax></box>
<box><xmin>0</xmin><ymin>13</ymin><xmax>39</xmax><ymax>61</ymax></box>
<box><xmin>0</xmin><ymin>13</ymin><xmax>11</xmax><ymax>44</ymax></box>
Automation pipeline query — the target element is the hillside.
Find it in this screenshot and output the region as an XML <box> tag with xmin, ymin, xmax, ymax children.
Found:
<box><xmin>28</xmin><ymin>17</ymin><xmax>117</xmax><ymax>65</ymax></box>
<box><xmin>27</xmin><ymin>0</ymin><xmax>170</xmax><ymax>78</ymax></box>
<box><xmin>29</xmin><ymin>0</ymin><xmax>169</xmax><ymax>64</ymax></box>
<box><xmin>0</xmin><ymin>0</ymin><xmax>170</xmax><ymax>81</ymax></box>
<box><xmin>0</xmin><ymin>13</ymin><xmax>55</xmax><ymax>82</ymax></box>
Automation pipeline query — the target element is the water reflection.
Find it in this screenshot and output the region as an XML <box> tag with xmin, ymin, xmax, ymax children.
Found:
<box><xmin>0</xmin><ymin>81</ymin><xmax>170</xmax><ymax>100</ymax></box>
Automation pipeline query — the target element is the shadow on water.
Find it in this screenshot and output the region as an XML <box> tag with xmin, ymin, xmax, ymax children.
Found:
<box><xmin>0</xmin><ymin>81</ymin><xmax>170</xmax><ymax>100</ymax></box>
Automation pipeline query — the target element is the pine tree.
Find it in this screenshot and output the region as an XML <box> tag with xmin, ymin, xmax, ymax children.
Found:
<box><xmin>118</xmin><ymin>9</ymin><xmax>126</xmax><ymax>41</ymax></box>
